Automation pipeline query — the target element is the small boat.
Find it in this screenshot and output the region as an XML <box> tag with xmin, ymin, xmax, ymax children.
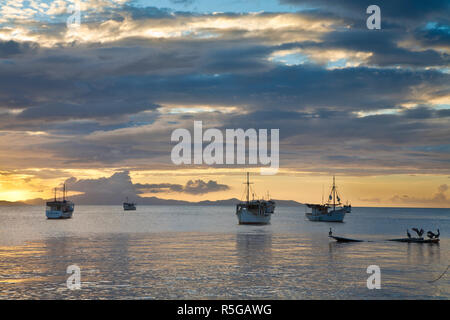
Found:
<box><xmin>123</xmin><ymin>197</ymin><xmax>136</xmax><ymax>211</ymax></box>
<box><xmin>343</xmin><ymin>203</ymin><xmax>352</xmax><ymax>213</ymax></box>
<box><xmin>388</xmin><ymin>238</ymin><xmax>440</xmax><ymax>244</ymax></box>
<box><xmin>236</xmin><ymin>173</ymin><xmax>275</xmax><ymax>225</ymax></box>
<box><xmin>305</xmin><ymin>176</ymin><xmax>349</xmax><ymax>222</ymax></box>
<box><xmin>46</xmin><ymin>184</ymin><xmax>74</xmax><ymax>219</ymax></box>
<box><xmin>329</xmin><ymin>235</ymin><xmax>364</xmax><ymax>242</ymax></box>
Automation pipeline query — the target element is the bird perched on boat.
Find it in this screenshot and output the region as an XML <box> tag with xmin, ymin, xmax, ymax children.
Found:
<box><xmin>412</xmin><ymin>228</ymin><xmax>424</xmax><ymax>238</ymax></box>
<box><xmin>329</xmin><ymin>228</ymin><xmax>333</xmax><ymax>236</ymax></box>
<box><xmin>427</xmin><ymin>229</ymin><xmax>440</xmax><ymax>239</ymax></box>
<box><xmin>406</xmin><ymin>229</ymin><xmax>411</xmax><ymax>239</ymax></box>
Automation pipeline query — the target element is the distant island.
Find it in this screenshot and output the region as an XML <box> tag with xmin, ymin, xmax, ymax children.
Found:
<box><xmin>0</xmin><ymin>200</ymin><xmax>28</xmax><ymax>206</ymax></box>
<box><xmin>1</xmin><ymin>197</ymin><xmax>303</xmax><ymax>207</ymax></box>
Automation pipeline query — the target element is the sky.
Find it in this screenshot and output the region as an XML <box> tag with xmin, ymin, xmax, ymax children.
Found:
<box><xmin>0</xmin><ymin>0</ymin><xmax>449</xmax><ymax>207</ymax></box>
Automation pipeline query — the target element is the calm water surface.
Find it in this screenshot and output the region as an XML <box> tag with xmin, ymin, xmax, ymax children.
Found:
<box><xmin>0</xmin><ymin>205</ymin><xmax>448</xmax><ymax>299</ymax></box>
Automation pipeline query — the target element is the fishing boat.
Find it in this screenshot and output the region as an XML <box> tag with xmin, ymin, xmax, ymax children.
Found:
<box><xmin>387</xmin><ymin>238</ymin><xmax>440</xmax><ymax>244</ymax></box>
<box><xmin>305</xmin><ymin>176</ymin><xmax>349</xmax><ymax>222</ymax></box>
<box><xmin>236</xmin><ymin>173</ymin><xmax>275</xmax><ymax>225</ymax></box>
<box><xmin>46</xmin><ymin>184</ymin><xmax>74</xmax><ymax>219</ymax></box>
<box><xmin>328</xmin><ymin>228</ymin><xmax>440</xmax><ymax>244</ymax></box>
<box><xmin>330</xmin><ymin>235</ymin><xmax>364</xmax><ymax>243</ymax></box>
<box><xmin>344</xmin><ymin>203</ymin><xmax>352</xmax><ymax>213</ymax></box>
<box><xmin>123</xmin><ymin>197</ymin><xmax>136</xmax><ymax>211</ymax></box>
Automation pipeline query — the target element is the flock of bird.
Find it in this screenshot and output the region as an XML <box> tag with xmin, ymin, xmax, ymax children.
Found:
<box><xmin>407</xmin><ymin>228</ymin><xmax>440</xmax><ymax>239</ymax></box>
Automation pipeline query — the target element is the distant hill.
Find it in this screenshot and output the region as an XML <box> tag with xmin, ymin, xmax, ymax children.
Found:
<box><xmin>196</xmin><ymin>198</ymin><xmax>303</xmax><ymax>207</ymax></box>
<box><xmin>4</xmin><ymin>196</ymin><xmax>303</xmax><ymax>207</ymax></box>
<box><xmin>23</xmin><ymin>198</ymin><xmax>45</xmax><ymax>205</ymax></box>
<box><xmin>0</xmin><ymin>200</ymin><xmax>27</xmax><ymax>206</ymax></box>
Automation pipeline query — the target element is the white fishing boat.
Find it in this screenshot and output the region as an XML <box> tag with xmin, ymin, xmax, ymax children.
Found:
<box><xmin>123</xmin><ymin>197</ymin><xmax>136</xmax><ymax>211</ymax></box>
<box><xmin>236</xmin><ymin>173</ymin><xmax>275</xmax><ymax>225</ymax></box>
<box><xmin>46</xmin><ymin>184</ymin><xmax>74</xmax><ymax>219</ymax></box>
<box><xmin>305</xmin><ymin>176</ymin><xmax>349</xmax><ymax>222</ymax></box>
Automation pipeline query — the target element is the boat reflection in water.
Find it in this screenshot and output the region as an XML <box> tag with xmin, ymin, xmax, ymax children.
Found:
<box><xmin>235</xmin><ymin>231</ymin><xmax>273</xmax><ymax>267</ymax></box>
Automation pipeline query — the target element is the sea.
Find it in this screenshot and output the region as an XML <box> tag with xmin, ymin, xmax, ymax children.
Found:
<box><xmin>0</xmin><ymin>205</ymin><xmax>448</xmax><ymax>299</ymax></box>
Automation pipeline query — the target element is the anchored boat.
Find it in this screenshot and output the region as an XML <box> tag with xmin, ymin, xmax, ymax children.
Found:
<box><xmin>388</xmin><ymin>238</ymin><xmax>440</xmax><ymax>244</ymax></box>
<box><xmin>123</xmin><ymin>197</ymin><xmax>136</xmax><ymax>211</ymax></box>
<box><xmin>328</xmin><ymin>228</ymin><xmax>441</xmax><ymax>244</ymax></box>
<box><xmin>46</xmin><ymin>184</ymin><xmax>74</xmax><ymax>219</ymax></box>
<box><xmin>305</xmin><ymin>176</ymin><xmax>349</xmax><ymax>222</ymax></box>
<box><xmin>236</xmin><ymin>173</ymin><xmax>275</xmax><ymax>225</ymax></box>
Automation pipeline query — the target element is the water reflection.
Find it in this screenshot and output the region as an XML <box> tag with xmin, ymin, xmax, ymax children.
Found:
<box><xmin>0</xmin><ymin>232</ymin><xmax>448</xmax><ymax>299</ymax></box>
<box><xmin>235</xmin><ymin>230</ymin><xmax>273</xmax><ymax>267</ymax></box>
<box><xmin>234</xmin><ymin>230</ymin><xmax>275</xmax><ymax>298</ymax></box>
<box><xmin>406</xmin><ymin>242</ymin><xmax>441</xmax><ymax>265</ymax></box>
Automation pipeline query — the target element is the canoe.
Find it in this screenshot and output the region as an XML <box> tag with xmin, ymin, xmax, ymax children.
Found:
<box><xmin>329</xmin><ymin>235</ymin><xmax>364</xmax><ymax>242</ymax></box>
<box><xmin>387</xmin><ymin>238</ymin><xmax>440</xmax><ymax>244</ymax></box>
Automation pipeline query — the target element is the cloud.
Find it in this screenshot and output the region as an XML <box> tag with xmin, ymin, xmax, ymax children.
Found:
<box><xmin>0</xmin><ymin>1</ymin><xmax>448</xmax><ymax>178</ymax></box>
<box><xmin>390</xmin><ymin>184</ymin><xmax>450</xmax><ymax>206</ymax></box>
<box><xmin>136</xmin><ymin>179</ymin><xmax>229</xmax><ymax>195</ymax></box>
<box><xmin>63</xmin><ymin>171</ymin><xmax>230</xmax><ymax>204</ymax></box>
<box><xmin>0</xmin><ymin>40</ymin><xmax>39</xmax><ymax>58</ymax></box>
<box><xmin>183</xmin><ymin>179</ymin><xmax>230</xmax><ymax>194</ymax></box>
<box><xmin>358</xmin><ymin>197</ymin><xmax>381</xmax><ymax>203</ymax></box>
<box><xmin>280</xmin><ymin>0</ymin><xmax>450</xmax><ymax>25</ymax></box>
<box><xmin>169</xmin><ymin>0</ymin><xmax>195</xmax><ymax>5</ymax></box>
<box><xmin>65</xmin><ymin>171</ymin><xmax>137</xmax><ymax>200</ymax></box>
<box><xmin>438</xmin><ymin>184</ymin><xmax>448</xmax><ymax>193</ymax></box>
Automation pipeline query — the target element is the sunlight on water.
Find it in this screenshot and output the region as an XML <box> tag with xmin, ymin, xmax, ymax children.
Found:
<box><xmin>0</xmin><ymin>206</ymin><xmax>448</xmax><ymax>299</ymax></box>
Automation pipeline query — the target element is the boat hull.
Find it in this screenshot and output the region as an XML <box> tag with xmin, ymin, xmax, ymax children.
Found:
<box><xmin>123</xmin><ymin>203</ymin><xmax>136</xmax><ymax>211</ymax></box>
<box><xmin>388</xmin><ymin>238</ymin><xmax>440</xmax><ymax>244</ymax></box>
<box><xmin>306</xmin><ymin>208</ymin><xmax>346</xmax><ymax>222</ymax></box>
<box><xmin>329</xmin><ymin>235</ymin><xmax>364</xmax><ymax>242</ymax></box>
<box><xmin>236</xmin><ymin>208</ymin><xmax>271</xmax><ymax>225</ymax></box>
<box><xmin>46</xmin><ymin>210</ymin><xmax>73</xmax><ymax>219</ymax></box>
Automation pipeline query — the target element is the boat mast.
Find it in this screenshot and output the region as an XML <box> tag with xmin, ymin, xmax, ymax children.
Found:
<box><xmin>244</xmin><ymin>172</ymin><xmax>254</xmax><ymax>204</ymax></box>
<box><xmin>246</xmin><ymin>172</ymin><xmax>249</xmax><ymax>204</ymax></box>
<box><xmin>54</xmin><ymin>187</ymin><xmax>56</xmax><ymax>202</ymax></box>
<box><xmin>333</xmin><ymin>176</ymin><xmax>336</xmax><ymax>211</ymax></box>
<box><xmin>63</xmin><ymin>184</ymin><xmax>66</xmax><ymax>201</ymax></box>
<box><xmin>321</xmin><ymin>184</ymin><xmax>324</xmax><ymax>205</ymax></box>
